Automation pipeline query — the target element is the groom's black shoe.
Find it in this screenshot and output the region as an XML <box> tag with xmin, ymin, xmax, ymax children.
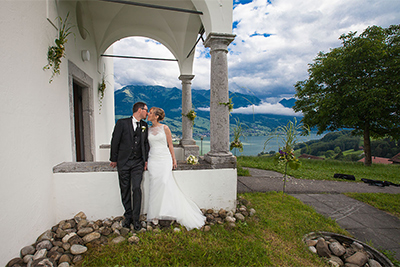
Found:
<box><xmin>122</xmin><ymin>217</ymin><xmax>132</xmax><ymax>228</ymax></box>
<box><xmin>133</xmin><ymin>220</ymin><xmax>141</xmax><ymax>231</ymax></box>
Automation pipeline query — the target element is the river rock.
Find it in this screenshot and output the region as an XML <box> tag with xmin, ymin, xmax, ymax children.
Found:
<box><xmin>111</xmin><ymin>236</ymin><xmax>126</xmax><ymax>244</ymax></box>
<box><xmin>23</xmin><ymin>254</ymin><xmax>33</xmax><ymax>263</ymax></box>
<box><xmin>33</xmin><ymin>248</ymin><xmax>47</xmax><ymax>260</ymax></box>
<box><xmin>73</xmin><ymin>254</ymin><xmax>84</xmax><ymax>264</ymax></box>
<box><xmin>36</xmin><ymin>229</ymin><xmax>54</xmax><ymax>242</ymax></box>
<box><xmin>305</xmin><ymin>239</ymin><xmax>317</xmax><ymax>247</ymax></box>
<box><xmin>6</xmin><ymin>258</ymin><xmax>24</xmax><ymax>267</ymax></box>
<box><xmin>128</xmin><ymin>235</ymin><xmax>140</xmax><ymax>244</ymax></box>
<box><xmin>329</xmin><ymin>255</ymin><xmax>344</xmax><ymax>266</ymax></box>
<box><xmin>120</xmin><ymin>227</ymin><xmax>130</xmax><ymax>237</ymax></box>
<box><xmin>329</xmin><ymin>241</ymin><xmax>346</xmax><ymax>256</ymax></box>
<box><xmin>249</xmin><ymin>208</ymin><xmax>256</xmax><ymax>216</ymax></box>
<box><xmin>36</xmin><ymin>240</ymin><xmax>53</xmax><ymax>251</ymax></box>
<box><xmin>70</xmin><ymin>244</ymin><xmax>88</xmax><ymax>255</ymax></box>
<box><xmin>59</xmin><ymin>254</ymin><xmax>71</xmax><ymax>264</ymax></box>
<box><xmin>103</xmin><ymin>219</ymin><xmax>113</xmax><ymax>227</ymax></box>
<box><xmin>316</xmin><ymin>239</ymin><xmax>331</xmax><ymax>258</ymax></box>
<box><xmin>345</xmin><ymin>251</ymin><xmax>369</xmax><ymax>266</ymax></box>
<box><xmin>33</xmin><ymin>258</ymin><xmax>54</xmax><ymax>267</ymax></box>
<box><xmin>62</xmin><ymin>233</ymin><xmax>77</xmax><ymax>243</ymax></box>
<box><xmin>74</xmin><ymin>211</ymin><xmax>86</xmax><ymax>222</ymax></box>
<box><xmin>62</xmin><ymin>242</ymin><xmax>71</xmax><ymax>251</ymax></box>
<box><xmin>308</xmin><ymin>246</ymin><xmax>317</xmax><ymax>254</ymax></box>
<box><xmin>225</xmin><ymin>216</ymin><xmax>236</xmax><ymax>223</ymax></box>
<box><xmin>235</xmin><ymin>213</ymin><xmax>245</xmax><ymax>221</ymax></box>
<box><xmin>56</xmin><ymin>228</ymin><xmax>67</xmax><ymax>239</ymax></box>
<box><xmin>58</xmin><ymin>262</ymin><xmax>70</xmax><ymax>267</ymax></box>
<box><xmin>21</xmin><ymin>245</ymin><xmax>36</xmax><ymax>257</ymax></box>
<box><xmin>368</xmin><ymin>259</ymin><xmax>382</xmax><ymax>267</ymax></box>
<box><xmin>351</xmin><ymin>241</ymin><xmax>364</xmax><ymax>251</ymax></box>
<box><xmin>47</xmin><ymin>250</ymin><xmax>62</xmax><ymax>262</ymax></box>
<box><xmin>111</xmin><ymin>221</ymin><xmax>122</xmax><ymax>231</ymax></box>
<box><xmin>99</xmin><ymin>226</ymin><xmax>112</xmax><ymax>236</ymax></box>
<box><xmin>82</xmin><ymin>232</ymin><xmax>101</xmax><ymax>243</ymax></box>
<box><xmin>77</xmin><ymin>219</ymin><xmax>89</xmax><ymax>230</ymax></box>
<box><xmin>68</xmin><ymin>235</ymin><xmax>84</xmax><ymax>246</ymax></box>
<box><xmin>218</xmin><ymin>209</ymin><xmax>227</xmax><ymax>218</ymax></box>
<box><xmin>77</xmin><ymin>227</ymin><xmax>93</xmax><ymax>237</ymax></box>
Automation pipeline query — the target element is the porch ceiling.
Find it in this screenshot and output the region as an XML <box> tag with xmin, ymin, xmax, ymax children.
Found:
<box><xmin>80</xmin><ymin>0</ymin><xmax>203</xmax><ymax>73</ymax></box>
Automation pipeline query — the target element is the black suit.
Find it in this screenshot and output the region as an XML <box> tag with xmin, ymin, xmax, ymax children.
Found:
<box><xmin>110</xmin><ymin>117</ymin><xmax>149</xmax><ymax>221</ymax></box>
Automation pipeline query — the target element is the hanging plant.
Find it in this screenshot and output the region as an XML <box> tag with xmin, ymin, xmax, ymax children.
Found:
<box><xmin>43</xmin><ymin>12</ymin><xmax>75</xmax><ymax>83</ymax></box>
<box><xmin>182</xmin><ymin>109</ymin><xmax>196</xmax><ymax>126</ymax></box>
<box><xmin>230</xmin><ymin>119</ymin><xmax>245</xmax><ymax>155</ymax></box>
<box><xmin>219</xmin><ymin>97</ymin><xmax>234</xmax><ymax>113</ymax></box>
<box><xmin>98</xmin><ymin>77</ymin><xmax>106</xmax><ymax>113</ymax></box>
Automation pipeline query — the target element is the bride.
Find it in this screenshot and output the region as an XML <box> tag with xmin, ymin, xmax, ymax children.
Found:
<box><xmin>146</xmin><ymin>107</ymin><xmax>206</xmax><ymax>230</ymax></box>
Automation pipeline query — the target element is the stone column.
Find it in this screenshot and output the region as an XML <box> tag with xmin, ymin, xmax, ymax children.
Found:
<box><xmin>179</xmin><ymin>74</ymin><xmax>195</xmax><ymax>145</ymax></box>
<box><xmin>204</xmin><ymin>33</ymin><xmax>236</xmax><ymax>168</ymax></box>
<box><xmin>179</xmin><ymin>74</ymin><xmax>199</xmax><ymax>159</ymax></box>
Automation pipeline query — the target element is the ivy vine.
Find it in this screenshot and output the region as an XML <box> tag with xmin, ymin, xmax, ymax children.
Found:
<box><xmin>219</xmin><ymin>98</ymin><xmax>234</xmax><ymax>113</ymax></box>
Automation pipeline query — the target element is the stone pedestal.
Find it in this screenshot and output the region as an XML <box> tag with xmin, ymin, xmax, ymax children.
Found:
<box><xmin>204</xmin><ymin>32</ymin><xmax>236</xmax><ymax>168</ymax></box>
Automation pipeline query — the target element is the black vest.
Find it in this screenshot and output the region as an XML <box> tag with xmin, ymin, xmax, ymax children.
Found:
<box><xmin>129</xmin><ymin>126</ymin><xmax>142</xmax><ymax>160</ymax></box>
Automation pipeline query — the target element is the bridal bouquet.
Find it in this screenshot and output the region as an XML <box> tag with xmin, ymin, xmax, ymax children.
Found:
<box><xmin>186</xmin><ymin>155</ymin><xmax>198</xmax><ymax>165</ymax></box>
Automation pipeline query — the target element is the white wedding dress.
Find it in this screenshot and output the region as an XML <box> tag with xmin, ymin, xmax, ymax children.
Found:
<box><xmin>146</xmin><ymin>125</ymin><xmax>206</xmax><ymax>230</ymax></box>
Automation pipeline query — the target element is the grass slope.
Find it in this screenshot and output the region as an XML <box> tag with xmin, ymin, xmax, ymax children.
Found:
<box><xmin>82</xmin><ymin>192</ymin><xmax>347</xmax><ymax>266</ymax></box>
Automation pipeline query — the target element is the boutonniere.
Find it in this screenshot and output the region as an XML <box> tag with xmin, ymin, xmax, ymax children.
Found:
<box><xmin>141</xmin><ymin>126</ymin><xmax>146</xmax><ymax>132</ymax></box>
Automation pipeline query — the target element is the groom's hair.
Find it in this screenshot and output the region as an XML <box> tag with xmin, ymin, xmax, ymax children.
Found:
<box><xmin>151</xmin><ymin>107</ymin><xmax>165</xmax><ymax>121</ymax></box>
<box><xmin>132</xmin><ymin>102</ymin><xmax>146</xmax><ymax>113</ymax></box>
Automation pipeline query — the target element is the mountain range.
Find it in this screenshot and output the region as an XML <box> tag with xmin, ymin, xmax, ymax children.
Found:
<box><xmin>115</xmin><ymin>85</ymin><xmax>300</xmax><ymax>137</ymax></box>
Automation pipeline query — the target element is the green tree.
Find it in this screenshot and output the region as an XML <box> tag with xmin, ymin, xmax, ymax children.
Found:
<box><xmin>294</xmin><ymin>25</ymin><xmax>400</xmax><ymax>166</ymax></box>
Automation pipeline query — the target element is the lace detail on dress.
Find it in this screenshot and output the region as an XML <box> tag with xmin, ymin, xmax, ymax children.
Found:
<box><xmin>149</xmin><ymin>125</ymin><xmax>164</xmax><ymax>136</ymax></box>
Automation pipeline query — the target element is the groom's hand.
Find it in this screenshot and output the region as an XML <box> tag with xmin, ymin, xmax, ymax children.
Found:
<box><xmin>144</xmin><ymin>162</ymin><xmax>148</xmax><ymax>171</ymax></box>
<box><xmin>110</xmin><ymin>162</ymin><xmax>117</xmax><ymax>168</ymax></box>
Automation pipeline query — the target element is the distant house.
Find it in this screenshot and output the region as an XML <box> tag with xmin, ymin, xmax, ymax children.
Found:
<box><xmin>389</xmin><ymin>152</ymin><xmax>400</xmax><ymax>164</ymax></box>
<box><xmin>298</xmin><ymin>154</ymin><xmax>324</xmax><ymax>160</ymax></box>
<box><xmin>358</xmin><ymin>157</ymin><xmax>392</xmax><ymax>164</ymax></box>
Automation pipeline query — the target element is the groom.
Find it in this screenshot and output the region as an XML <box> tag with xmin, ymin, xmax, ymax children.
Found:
<box><xmin>110</xmin><ymin>102</ymin><xmax>149</xmax><ymax>230</ymax></box>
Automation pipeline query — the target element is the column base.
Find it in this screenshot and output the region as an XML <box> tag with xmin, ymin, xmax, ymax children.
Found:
<box><xmin>182</xmin><ymin>144</ymin><xmax>199</xmax><ymax>160</ymax></box>
<box><xmin>180</xmin><ymin>138</ymin><xmax>196</xmax><ymax>146</ymax></box>
<box><xmin>204</xmin><ymin>152</ymin><xmax>237</xmax><ymax>169</ymax></box>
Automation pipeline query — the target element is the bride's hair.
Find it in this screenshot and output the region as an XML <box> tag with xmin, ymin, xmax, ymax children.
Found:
<box><xmin>151</xmin><ymin>107</ymin><xmax>165</xmax><ymax>121</ymax></box>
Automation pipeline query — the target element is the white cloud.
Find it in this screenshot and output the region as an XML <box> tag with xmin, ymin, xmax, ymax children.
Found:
<box><xmin>112</xmin><ymin>37</ymin><xmax>181</xmax><ymax>90</ymax></box>
<box><xmin>231</xmin><ymin>102</ymin><xmax>302</xmax><ymax>116</ymax></box>
<box><xmin>229</xmin><ymin>0</ymin><xmax>400</xmax><ymax>98</ymax></box>
<box><xmin>197</xmin><ymin>100</ymin><xmax>301</xmax><ymax>117</ymax></box>
<box><xmin>112</xmin><ymin>0</ymin><xmax>400</xmax><ymax>114</ymax></box>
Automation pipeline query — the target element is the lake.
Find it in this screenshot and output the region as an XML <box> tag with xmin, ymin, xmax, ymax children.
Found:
<box><xmin>195</xmin><ymin>133</ymin><xmax>324</xmax><ymax>156</ymax></box>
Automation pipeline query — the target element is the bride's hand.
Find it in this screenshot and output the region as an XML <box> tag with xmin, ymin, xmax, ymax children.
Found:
<box><xmin>172</xmin><ymin>159</ymin><xmax>177</xmax><ymax>169</ymax></box>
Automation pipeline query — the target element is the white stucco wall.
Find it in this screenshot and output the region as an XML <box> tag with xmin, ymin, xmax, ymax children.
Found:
<box><xmin>0</xmin><ymin>0</ymin><xmax>233</xmax><ymax>265</ymax></box>
<box><xmin>0</xmin><ymin>1</ymin><xmax>113</xmax><ymax>265</ymax></box>
<box><xmin>53</xmin><ymin>169</ymin><xmax>237</xmax><ymax>222</ymax></box>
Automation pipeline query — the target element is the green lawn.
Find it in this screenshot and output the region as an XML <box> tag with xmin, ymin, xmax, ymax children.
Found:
<box><xmin>237</xmin><ymin>156</ymin><xmax>400</xmax><ymax>184</ymax></box>
<box><xmin>83</xmin><ymin>192</ymin><xmax>347</xmax><ymax>266</ymax></box>
<box><xmin>81</xmin><ymin>157</ymin><xmax>400</xmax><ymax>266</ymax></box>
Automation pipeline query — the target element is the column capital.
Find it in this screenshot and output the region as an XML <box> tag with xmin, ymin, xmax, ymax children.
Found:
<box><xmin>204</xmin><ymin>32</ymin><xmax>236</xmax><ymax>50</ymax></box>
<box><xmin>179</xmin><ymin>74</ymin><xmax>195</xmax><ymax>82</ymax></box>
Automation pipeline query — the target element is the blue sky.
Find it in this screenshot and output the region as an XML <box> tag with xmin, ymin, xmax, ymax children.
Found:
<box><xmin>113</xmin><ymin>0</ymin><xmax>400</xmax><ymax>116</ymax></box>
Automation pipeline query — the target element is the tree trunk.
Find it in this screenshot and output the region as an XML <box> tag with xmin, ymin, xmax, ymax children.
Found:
<box><xmin>363</xmin><ymin>125</ymin><xmax>372</xmax><ymax>166</ymax></box>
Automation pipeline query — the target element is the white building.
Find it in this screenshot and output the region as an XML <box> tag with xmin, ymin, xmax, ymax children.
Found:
<box><xmin>0</xmin><ymin>0</ymin><xmax>236</xmax><ymax>264</ymax></box>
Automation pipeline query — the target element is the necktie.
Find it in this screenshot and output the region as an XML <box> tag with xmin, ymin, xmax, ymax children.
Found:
<box><xmin>136</xmin><ymin>122</ymin><xmax>140</xmax><ymax>131</ymax></box>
